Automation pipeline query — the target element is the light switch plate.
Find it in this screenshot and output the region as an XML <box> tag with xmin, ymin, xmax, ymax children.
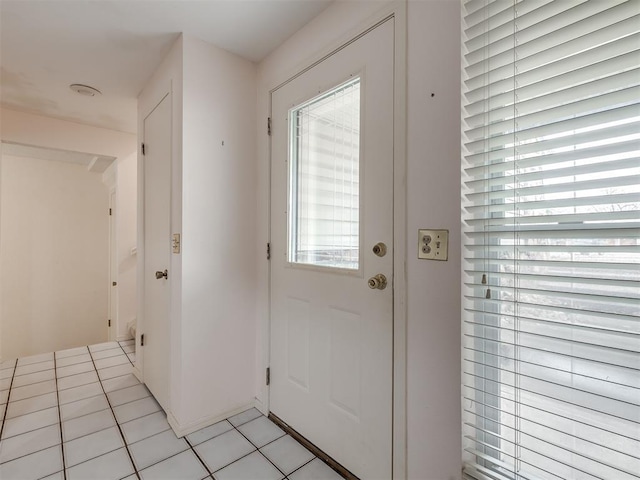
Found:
<box><xmin>418</xmin><ymin>229</ymin><xmax>448</xmax><ymax>261</ymax></box>
<box><xmin>172</xmin><ymin>234</ymin><xmax>181</xmax><ymax>254</ymax></box>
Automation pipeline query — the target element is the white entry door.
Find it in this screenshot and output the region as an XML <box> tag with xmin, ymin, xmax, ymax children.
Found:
<box><xmin>270</xmin><ymin>20</ymin><xmax>394</xmax><ymax>479</ymax></box>
<box><xmin>143</xmin><ymin>93</ymin><xmax>172</xmax><ymax>411</ymax></box>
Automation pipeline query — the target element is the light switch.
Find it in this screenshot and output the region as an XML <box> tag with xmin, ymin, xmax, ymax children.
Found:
<box><xmin>418</xmin><ymin>229</ymin><xmax>448</xmax><ymax>261</ymax></box>
<box><xmin>172</xmin><ymin>234</ymin><xmax>181</xmax><ymax>254</ymax></box>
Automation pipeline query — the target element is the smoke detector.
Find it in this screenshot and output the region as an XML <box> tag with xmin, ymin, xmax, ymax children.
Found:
<box><xmin>69</xmin><ymin>84</ymin><xmax>102</xmax><ymax>97</ymax></box>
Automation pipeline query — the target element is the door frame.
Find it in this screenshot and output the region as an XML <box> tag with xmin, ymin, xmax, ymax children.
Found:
<box><xmin>264</xmin><ymin>3</ymin><xmax>408</xmax><ymax>478</ymax></box>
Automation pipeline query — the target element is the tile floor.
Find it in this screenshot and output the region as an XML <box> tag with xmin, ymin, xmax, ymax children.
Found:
<box><xmin>0</xmin><ymin>340</ymin><xmax>343</xmax><ymax>480</ymax></box>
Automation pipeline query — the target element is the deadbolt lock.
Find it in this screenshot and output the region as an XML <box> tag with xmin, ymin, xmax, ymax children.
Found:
<box><xmin>368</xmin><ymin>274</ymin><xmax>387</xmax><ymax>290</ymax></box>
<box><xmin>372</xmin><ymin>242</ymin><xmax>387</xmax><ymax>257</ymax></box>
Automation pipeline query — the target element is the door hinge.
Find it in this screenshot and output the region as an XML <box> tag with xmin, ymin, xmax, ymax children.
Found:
<box><xmin>266</xmin><ymin>367</ymin><xmax>270</xmax><ymax>386</ymax></box>
<box><xmin>108</xmin><ymin>319</ymin><xmax>111</xmax><ymax>327</ymax></box>
<box><xmin>267</xmin><ymin>243</ymin><xmax>271</xmax><ymax>260</ymax></box>
<box><xmin>267</xmin><ymin>117</ymin><xmax>272</xmax><ymax>136</ymax></box>
<box><xmin>141</xmin><ymin>143</ymin><xmax>146</xmax><ymax>155</ymax></box>
<box><xmin>109</xmin><ymin>208</ymin><xmax>112</xmax><ymax>216</ymax></box>
<box><xmin>140</xmin><ymin>334</ymin><xmax>145</xmax><ymax>347</ymax></box>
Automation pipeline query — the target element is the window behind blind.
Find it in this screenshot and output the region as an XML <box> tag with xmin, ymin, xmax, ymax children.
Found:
<box><xmin>461</xmin><ymin>1</ymin><xmax>640</xmax><ymax>479</ymax></box>
<box><xmin>288</xmin><ymin>78</ymin><xmax>361</xmax><ymax>270</ymax></box>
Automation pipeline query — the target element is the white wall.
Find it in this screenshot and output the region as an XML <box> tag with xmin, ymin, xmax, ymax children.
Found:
<box><xmin>115</xmin><ymin>152</ymin><xmax>138</xmax><ymax>340</ymax></box>
<box><xmin>179</xmin><ymin>35</ymin><xmax>257</xmax><ymax>429</ymax></box>
<box><xmin>255</xmin><ymin>1</ymin><xmax>462</xmax><ymax>478</ymax></box>
<box><xmin>138</xmin><ymin>34</ymin><xmax>257</xmax><ymax>433</ymax></box>
<box><xmin>406</xmin><ymin>1</ymin><xmax>461</xmax><ymax>478</ymax></box>
<box><xmin>0</xmin><ymin>154</ymin><xmax>108</xmax><ymax>359</ymax></box>
<box><xmin>0</xmin><ymin>108</ymin><xmax>137</xmax><ymax>361</ymax></box>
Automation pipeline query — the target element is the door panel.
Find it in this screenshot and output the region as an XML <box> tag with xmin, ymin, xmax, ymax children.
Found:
<box><xmin>143</xmin><ymin>93</ymin><xmax>171</xmax><ymax>411</ymax></box>
<box><xmin>270</xmin><ymin>20</ymin><xmax>394</xmax><ymax>479</ymax></box>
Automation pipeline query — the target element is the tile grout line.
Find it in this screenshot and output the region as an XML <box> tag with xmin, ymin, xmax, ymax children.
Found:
<box><xmin>7</xmin><ymin>384</ymin><xmax>61</xmax><ymax>404</ymax></box>
<box><xmin>116</xmin><ymin>341</ymin><xmax>135</xmax><ymax>366</ymax></box>
<box><xmin>6</xmin><ymin>372</ymin><xmax>57</xmax><ymax>389</ymax></box>
<box><xmin>0</xmin><ymin>417</ymin><xmax>59</xmax><ymax>443</ymax></box>
<box><xmin>62</xmin><ymin>393</ymin><xmax>159</xmax><ymax>432</ymax></box>
<box><xmin>232</xmin><ymin>422</ymin><xmax>289</xmax><ymax>478</ymax></box>
<box><xmin>184</xmin><ymin>415</ymin><xmax>280</xmax><ymax>479</ymax></box>
<box><xmin>5</xmin><ymin>373</ymin><xmax>143</xmax><ymax>425</ymax></box>
<box><xmin>53</xmin><ymin>353</ymin><xmax>68</xmax><ymax>480</ymax></box>
<box><xmin>228</xmin><ymin>413</ymin><xmax>321</xmax><ymax>478</ymax></box>
<box><xmin>286</xmin><ymin>457</ymin><xmax>316</xmax><ymax>478</ymax></box>
<box><xmin>183</xmin><ymin>436</ymin><xmax>215</xmax><ymax>477</ymax></box>
<box><xmin>0</xmin><ymin>359</ymin><xmax>18</xmax><ymax>440</ymax></box>
<box><xmin>87</xmin><ymin>348</ymin><xmax>141</xmax><ymax>480</ymax></box>
<box><xmin>5</xmin><ymin>349</ymin><xmax>315</xmax><ymax>479</ymax></box>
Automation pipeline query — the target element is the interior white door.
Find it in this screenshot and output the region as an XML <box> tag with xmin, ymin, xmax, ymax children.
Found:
<box><xmin>270</xmin><ymin>20</ymin><xmax>394</xmax><ymax>479</ymax></box>
<box><xmin>143</xmin><ymin>93</ymin><xmax>172</xmax><ymax>411</ymax></box>
<box><xmin>109</xmin><ymin>189</ymin><xmax>117</xmax><ymax>341</ymax></box>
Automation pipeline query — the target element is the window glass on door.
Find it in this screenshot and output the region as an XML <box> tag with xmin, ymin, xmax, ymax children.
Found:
<box><xmin>288</xmin><ymin>78</ymin><xmax>361</xmax><ymax>270</ymax></box>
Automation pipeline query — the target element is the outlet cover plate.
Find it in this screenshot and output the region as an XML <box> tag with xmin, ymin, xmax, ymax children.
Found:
<box><xmin>418</xmin><ymin>229</ymin><xmax>448</xmax><ymax>261</ymax></box>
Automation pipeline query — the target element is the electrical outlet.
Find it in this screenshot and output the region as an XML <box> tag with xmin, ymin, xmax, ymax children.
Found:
<box><xmin>418</xmin><ymin>229</ymin><xmax>448</xmax><ymax>261</ymax></box>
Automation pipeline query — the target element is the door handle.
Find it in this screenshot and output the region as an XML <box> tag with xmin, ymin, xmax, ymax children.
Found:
<box><xmin>155</xmin><ymin>269</ymin><xmax>168</xmax><ymax>280</ymax></box>
<box><xmin>368</xmin><ymin>274</ymin><xmax>387</xmax><ymax>290</ymax></box>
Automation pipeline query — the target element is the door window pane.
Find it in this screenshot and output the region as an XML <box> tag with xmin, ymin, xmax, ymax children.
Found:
<box><xmin>288</xmin><ymin>78</ymin><xmax>361</xmax><ymax>269</ymax></box>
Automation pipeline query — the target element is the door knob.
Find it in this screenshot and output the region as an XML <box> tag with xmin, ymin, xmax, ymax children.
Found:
<box><xmin>368</xmin><ymin>274</ymin><xmax>387</xmax><ymax>290</ymax></box>
<box><xmin>155</xmin><ymin>269</ymin><xmax>168</xmax><ymax>280</ymax></box>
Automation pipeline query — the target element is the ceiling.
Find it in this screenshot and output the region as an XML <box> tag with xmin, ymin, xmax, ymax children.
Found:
<box><xmin>0</xmin><ymin>0</ymin><xmax>332</xmax><ymax>134</ymax></box>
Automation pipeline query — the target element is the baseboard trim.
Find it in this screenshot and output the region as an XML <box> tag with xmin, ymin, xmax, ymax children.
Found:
<box><xmin>132</xmin><ymin>366</ymin><xmax>143</xmax><ymax>383</ymax></box>
<box><xmin>268</xmin><ymin>413</ymin><xmax>358</xmax><ymax>480</ymax></box>
<box><xmin>167</xmin><ymin>401</ymin><xmax>257</xmax><ymax>438</ymax></box>
<box><xmin>254</xmin><ymin>397</ymin><xmax>267</xmax><ymax>416</ymax></box>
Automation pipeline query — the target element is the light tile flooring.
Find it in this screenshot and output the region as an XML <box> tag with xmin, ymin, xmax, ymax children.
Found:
<box><xmin>0</xmin><ymin>341</ymin><xmax>343</xmax><ymax>480</ymax></box>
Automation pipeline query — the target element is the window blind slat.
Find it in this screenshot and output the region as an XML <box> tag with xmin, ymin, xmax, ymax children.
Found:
<box><xmin>465</xmin><ymin>13</ymin><xmax>640</xmax><ymax>85</ymax></box>
<box><xmin>465</xmin><ymin>0</ymin><xmax>626</xmax><ymax>66</ymax></box>
<box><xmin>465</xmin><ymin>209</ymin><xmax>640</xmax><ymax>227</ymax></box>
<box><xmin>465</xmin><ymin>67</ymin><xmax>640</xmax><ymax>132</ymax></box>
<box><xmin>463</xmin><ymin>271</ymin><xmax>640</xmax><ymax>291</ymax></box>
<box><xmin>466</xmin><ymin>193</ymin><xmax>640</xmax><ymax>215</ymax></box>
<box><xmin>465</xmin><ymin>32</ymin><xmax>640</xmax><ymax>103</ymax></box>
<box><xmin>463</xmin><ymin>384</ymin><xmax>640</xmax><ymax>444</ymax></box>
<box><xmin>463</xmin><ymin>324</ymin><xmax>640</xmax><ymax>368</ymax></box>
<box><xmin>463</xmin><ymin>0</ymin><xmax>520</xmax><ymax>30</ymax></box>
<box><xmin>466</xmin><ymin>1</ymin><xmax>638</xmax><ymax>74</ymax></box>
<box><xmin>463</xmin><ymin>398</ymin><xmax>640</xmax><ymax>464</ymax></box>
<box><xmin>465</xmin><ymin>174</ymin><xmax>640</xmax><ymax>201</ymax></box>
<box><xmin>464</xmin><ymin>0</ymin><xmax>589</xmax><ymax>61</ymax></box>
<box><xmin>464</xmin><ymin>104</ymin><xmax>639</xmax><ymax>153</ymax></box>
<box><xmin>465</xmin><ymin>420</ymin><xmax>640</xmax><ymax>479</ymax></box>
<box><xmin>465</xmin><ymin>416</ymin><xmax>640</xmax><ymax>479</ymax></box>
<box><xmin>464</xmin><ymin>296</ymin><xmax>639</xmax><ymax>323</ymax></box>
<box><xmin>465</xmin><ymin>156</ymin><xmax>640</xmax><ymax>189</ymax></box>
<box><xmin>464</xmin><ymin>120</ymin><xmax>639</xmax><ymax>166</ymax></box>
<box><xmin>463</xmin><ymin>344</ymin><xmax>640</xmax><ymax>390</ymax></box>
<box><xmin>464</xmin><ymin>85</ymin><xmax>640</xmax><ymax>141</ymax></box>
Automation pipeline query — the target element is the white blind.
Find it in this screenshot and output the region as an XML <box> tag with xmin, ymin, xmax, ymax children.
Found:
<box><xmin>461</xmin><ymin>1</ymin><xmax>640</xmax><ymax>479</ymax></box>
<box><xmin>289</xmin><ymin>78</ymin><xmax>361</xmax><ymax>269</ymax></box>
